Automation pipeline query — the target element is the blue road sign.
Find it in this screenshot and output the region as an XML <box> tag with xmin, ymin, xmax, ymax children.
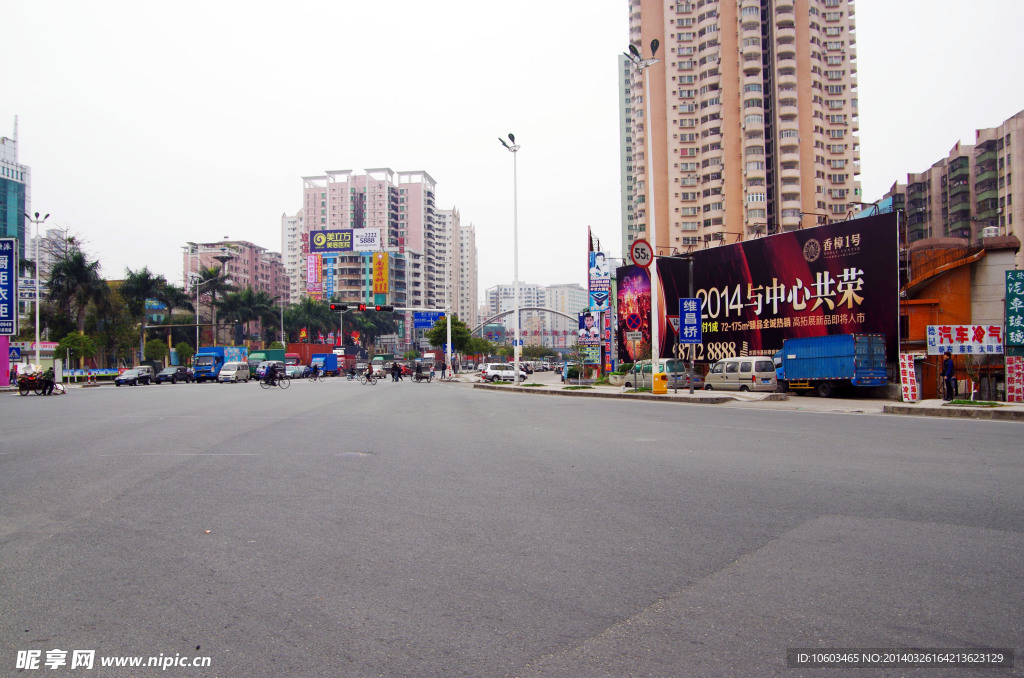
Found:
<box><xmin>414</xmin><ymin>311</ymin><xmax>445</xmax><ymax>329</ymax></box>
<box><xmin>678</xmin><ymin>298</ymin><xmax>702</xmax><ymax>344</ymax></box>
<box><xmin>9</xmin><ymin>346</ymin><xmax>21</xmax><ymax>360</ymax></box>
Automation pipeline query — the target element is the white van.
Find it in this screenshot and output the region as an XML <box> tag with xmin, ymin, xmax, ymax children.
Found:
<box><xmin>704</xmin><ymin>356</ymin><xmax>777</xmax><ymax>392</ymax></box>
<box><xmin>219</xmin><ymin>362</ymin><xmax>250</xmax><ymax>383</ymax></box>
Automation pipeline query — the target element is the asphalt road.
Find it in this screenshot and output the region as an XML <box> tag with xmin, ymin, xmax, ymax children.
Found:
<box><xmin>2</xmin><ymin>378</ymin><xmax>1022</xmax><ymax>677</ymax></box>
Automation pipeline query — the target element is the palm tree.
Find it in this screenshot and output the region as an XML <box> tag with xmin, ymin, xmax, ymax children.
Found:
<box><xmin>192</xmin><ymin>266</ymin><xmax>234</xmax><ymax>345</ymax></box>
<box><xmin>157</xmin><ymin>283</ymin><xmax>194</xmax><ymax>351</ymax></box>
<box><xmin>47</xmin><ymin>250</ymin><xmax>111</xmax><ymax>334</ymax></box>
<box><xmin>217</xmin><ymin>287</ymin><xmax>280</xmax><ymax>344</ymax></box>
<box><xmin>122</xmin><ymin>267</ymin><xmax>168</xmax><ymax>365</ymax></box>
<box><xmin>288</xmin><ymin>297</ymin><xmax>335</xmax><ymax>343</ymax></box>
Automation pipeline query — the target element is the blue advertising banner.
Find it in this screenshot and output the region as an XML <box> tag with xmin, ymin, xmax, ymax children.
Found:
<box><xmin>0</xmin><ymin>238</ymin><xmax>18</xmax><ymax>336</ymax></box>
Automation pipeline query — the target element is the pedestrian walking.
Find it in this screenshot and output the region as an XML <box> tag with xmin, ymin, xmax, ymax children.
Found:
<box><xmin>942</xmin><ymin>350</ymin><xmax>956</xmax><ymax>401</ymax></box>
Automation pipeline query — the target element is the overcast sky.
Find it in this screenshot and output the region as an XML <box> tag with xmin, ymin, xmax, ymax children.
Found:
<box><xmin>4</xmin><ymin>0</ymin><xmax>1022</xmax><ymax>297</ymax></box>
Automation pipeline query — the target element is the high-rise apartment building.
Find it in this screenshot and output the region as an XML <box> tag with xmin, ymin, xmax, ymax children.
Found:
<box><xmin>877</xmin><ymin>109</ymin><xmax>1023</xmax><ymax>269</ymax></box>
<box><xmin>182</xmin><ymin>240</ymin><xmax>290</xmax><ymax>303</ymax></box>
<box><xmin>289</xmin><ymin>168</ymin><xmax>482</xmax><ymax>352</ymax></box>
<box><xmin>435</xmin><ymin>208</ymin><xmax>479</xmax><ymax>325</ymax></box>
<box><xmin>1</xmin><ymin>119</ymin><xmax>29</xmax><ymax>250</ymax></box>
<box><xmin>624</xmin><ymin>0</ymin><xmax>861</xmax><ymax>258</ymax></box>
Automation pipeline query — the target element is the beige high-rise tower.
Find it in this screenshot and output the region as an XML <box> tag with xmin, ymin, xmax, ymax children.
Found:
<box><xmin>624</xmin><ymin>0</ymin><xmax>861</xmax><ymax>258</ymax></box>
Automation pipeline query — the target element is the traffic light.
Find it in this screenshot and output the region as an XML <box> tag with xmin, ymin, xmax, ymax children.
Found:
<box><xmin>375</xmin><ymin>305</ymin><xmax>394</xmax><ymax>312</ymax></box>
<box><xmin>357</xmin><ymin>303</ymin><xmax>367</xmax><ymax>311</ymax></box>
<box><xmin>329</xmin><ymin>304</ymin><xmax>348</xmax><ymax>311</ymax></box>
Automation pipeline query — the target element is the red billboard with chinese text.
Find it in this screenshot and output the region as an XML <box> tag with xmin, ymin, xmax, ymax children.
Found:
<box><xmin>617</xmin><ymin>213</ymin><xmax>899</xmax><ymax>362</ymax></box>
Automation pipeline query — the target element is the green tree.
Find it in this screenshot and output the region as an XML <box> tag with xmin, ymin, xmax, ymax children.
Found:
<box><xmin>218</xmin><ymin>287</ymin><xmax>279</xmax><ymax>344</ymax></box>
<box><xmin>47</xmin><ymin>250</ymin><xmax>111</xmax><ymax>334</ymax></box>
<box><xmin>144</xmin><ymin>338</ymin><xmax>169</xmax><ymax>363</ymax></box>
<box><xmin>56</xmin><ymin>332</ymin><xmax>98</xmax><ymax>365</ymax></box>
<box><xmin>287</xmin><ymin>297</ymin><xmax>335</xmax><ymax>343</ymax></box>
<box><xmin>175</xmin><ymin>341</ymin><xmax>195</xmax><ymax>365</ymax></box>
<box><xmin>193</xmin><ymin>266</ymin><xmax>234</xmax><ymax>345</ymax></box>
<box><xmin>464</xmin><ymin>336</ymin><xmax>493</xmax><ymax>360</ymax></box>
<box><xmin>89</xmin><ymin>284</ymin><xmax>138</xmax><ymax>368</ymax></box>
<box><xmin>424</xmin><ymin>315</ymin><xmax>472</xmax><ymax>352</ymax></box>
<box><xmin>156</xmin><ymin>283</ymin><xmax>195</xmax><ymax>349</ymax></box>
<box><xmin>122</xmin><ymin>267</ymin><xmax>168</xmax><ymax>364</ymax></box>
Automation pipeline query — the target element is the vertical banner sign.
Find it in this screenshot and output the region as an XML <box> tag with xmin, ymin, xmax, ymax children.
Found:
<box><xmin>1007</xmin><ymin>270</ymin><xmax>1024</xmax><ymax>358</ymax></box>
<box><xmin>373</xmin><ymin>252</ymin><xmax>389</xmax><ymax>295</ymax></box>
<box><xmin>1006</xmin><ymin>356</ymin><xmax>1024</xmax><ymax>403</ymax></box>
<box><xmin>306</xmin><ymin>253</ymin><xmax>322</xmax><ymax>299</ymax></box>
<box><xmin>0</xmin><ymin>238</ymin><xmax>18</xmax><ymax>335</ymax></box>
<box><xmin>899</xmin><ymin>353</ymin><xmax>920</xmax><ymax>402</ymax></box>
<box><xmin>589</xmin><ymin>251</ymin><xmax>611</xmax><ymax>311</ymax></box>
<box><xmin>678</xmin><ymin>298</ymin><xmax>702</xmax><ymax>344</ymax></box>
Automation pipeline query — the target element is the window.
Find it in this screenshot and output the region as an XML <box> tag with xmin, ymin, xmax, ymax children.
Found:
<box><xmin>744</xmin><ymin>114</ymin><xmax>764</xmax><ymax>125</ymax></box>
<box><xmin>747</xmin><ymin>193</ymin><xmax>766</xmax><ymax>203</ymax></box>
<box><xmin>746</xmin><ymin>161</ymin><xmax>765</xmax><ymax>171</ymax></box>
<box><xmin>781</xmin><ymin>129</ymin><xmax>799</xmax><ymax>138</ymax></box>
<box><xmin>744</xmin><ymin>98</ymin><xmax>763</xmax><ymax>108</ymax></box>
<box><xmin>743</xmin><ymin>83</ymin><xmax>763</xmax><ymax>93</ymax></box>
<box><xmin>741</xmin><ymin>5</ymin><xmax>759</xmax><ymax>15</ymax></box>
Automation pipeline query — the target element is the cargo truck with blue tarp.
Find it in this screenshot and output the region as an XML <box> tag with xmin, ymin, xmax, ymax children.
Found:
<box><xmin>774</xmin><ymin>333</ymin><xmax>887</xmax><ymax>397</ymax></box>
<box><xmin>193</xmin><ymin>346</ymin><xmax>249</xmax><ymax>383</ymax></box>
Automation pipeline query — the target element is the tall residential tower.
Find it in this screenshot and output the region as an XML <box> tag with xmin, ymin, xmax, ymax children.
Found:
<box><xmin>624</xmin><ymin>0</ymin><xmax>861</xmax><ymax>257</ymax></box>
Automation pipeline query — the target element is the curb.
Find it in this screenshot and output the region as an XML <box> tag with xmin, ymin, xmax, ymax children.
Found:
<box><xmin>473</xmin><ymin>383</ymin><xmax>771</xmax><ymax>405</ymax></box>
<box><xmin>883</xmin><ymin>404</ymin><xmax>1024</xmax><ymax>422</ymax></box>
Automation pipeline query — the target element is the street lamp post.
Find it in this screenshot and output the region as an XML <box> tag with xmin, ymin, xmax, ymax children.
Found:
<box><xmin>624</xmin><ymin>40</ymin><xmax>661</xmax><ymax>369</ymax></box>
<box><xmin>23</xmin><ymin>211</ymin><xmax>50</xmax><ymax>365</ymax></box>
<box><xmin>499</xmin><ymin>133</ymin><xmax>522</xmax><ymax>386</ymax></box>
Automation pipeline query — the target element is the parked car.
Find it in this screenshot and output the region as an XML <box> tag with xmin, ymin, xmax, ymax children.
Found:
<box><xmin>219</xmin><ymin>362</ymin><xmax>250</xmax><ymax>383</ymax></box>
<box><xmin>480</xmin><ymin>363</ymin><xmax>527</xmax><ymax>383</ymax></box>
<box><xmin>115</xmin><ymin>368</ymin><xmax>151</xmax><ymax>386</ymax></box>
<box><xmin>285</xmin><ymin>364</ymin><xmax>309</xmax><ymax>379</ymax></box>
<box><xmin>704</xmin><ymin>356</ymin><xmax>777</xmax><ymax>392</ymax></box>
<box><xmin>154</xmin><ymin>366</ymin><xmax>193</xmax><ymax>384</ymax></box>
<box><xmin>625</xmin><ymin>359</ymin><xmax>704</xmax><ymax>390</ymax></box>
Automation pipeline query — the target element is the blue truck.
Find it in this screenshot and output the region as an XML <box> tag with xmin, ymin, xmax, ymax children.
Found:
<box><xmin>193</xmin><ymin>346</ymin><xmax>249</xmax><ymax>383</ymax></box>
<box><xmin>310</xmin><ymin>353</ymin><xmax>339</xmax><ymax>377</ymax></box>
<box><xmin>774</xmin><ymin>333</ymin><xmax>887</xmax><ymax>397</ymax></box>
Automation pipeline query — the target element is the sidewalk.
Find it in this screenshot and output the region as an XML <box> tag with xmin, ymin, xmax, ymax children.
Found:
<box><xmin>467</xmin><ymin>376</ymin><xmax>1024</xmax><ymax>422</ymax></box>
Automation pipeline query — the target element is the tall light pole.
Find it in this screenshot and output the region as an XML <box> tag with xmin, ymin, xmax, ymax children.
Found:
<box><xmin>499</xmin><ymin>133</ymin><xmax>522</xmax><ymax>386</ymax></box>
<box><xmin>625</xmin><ymin>40</ymin><xmax>661</xmax><ymax>369</ymax></box>
<box><xmin>23</xmin><ymin>211</ymin><xmax>49</xmax><ymax>364</ymax></box>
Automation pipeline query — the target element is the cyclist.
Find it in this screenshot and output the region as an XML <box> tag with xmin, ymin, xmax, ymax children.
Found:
<box><xmin>263</xmin><ymin>363</ymin><xmax>281</xmax><ymax>387</ymax></box>
<box><xmin>310</xmin><ymin>363</ymin><xmax>320</xmax><ymax>380</ymax></box>
<box><xmin>347</xmin><ymin>366</ymin><xmax>357</xmax><ymax>380</ymax></box>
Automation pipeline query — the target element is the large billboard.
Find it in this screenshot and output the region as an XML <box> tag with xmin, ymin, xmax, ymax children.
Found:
<box><xmin>616</xmin><ymin>213</ymin><xmax>900</xmax><ymax>362</ymax></box>
<box><xmin>309</xmin><ymin>229</ymin><xmax>381</xmax><ymax>253</ymax></box>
